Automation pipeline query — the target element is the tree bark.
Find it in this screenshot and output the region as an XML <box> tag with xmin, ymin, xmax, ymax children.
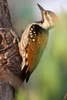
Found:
<box><xmin>0</xmin><ymin>0</ymin><xmax>23</xmax><ymax>100</ymax></box>
<box><xmin>0</xmin><ymin>0</ymin><xmax>12</xmax><ymax>28</ymax></box>
<box><xmin>0</xmin><ymin>79</ymin><xmax>13</xmax><ymax>100</ymax></box>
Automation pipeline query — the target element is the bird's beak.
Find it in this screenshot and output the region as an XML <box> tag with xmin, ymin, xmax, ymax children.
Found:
<box><xmin>37</xmin><ymin>3</ymin><xmax>45</xmax><ymax>11</ymax></box>
<box><xmin>37</xmin><ymin>3</ymin><xmax>47</xmax><ymax>21</ymax></box>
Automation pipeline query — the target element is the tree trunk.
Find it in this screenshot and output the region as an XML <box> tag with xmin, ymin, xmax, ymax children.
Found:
<box><xmin>0</xmin><ymin>79</ymin><xmax>13</xmax><ymax>100</ymax></box>
<box><xmin>0</xmin><ymin>0</ymin><xmax>23</xmax><ymax>100</ymax></box>
<box><xmin>0</xmin><ymin>0</ymin><xmax>13</xmax><ymax>28</ymax></box>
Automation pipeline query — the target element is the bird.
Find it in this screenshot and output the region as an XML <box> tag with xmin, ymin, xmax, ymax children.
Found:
<box><xmin>18</xmin><ymin>3</ymin><xmax>57</xmax><ymax>82</ymax></box>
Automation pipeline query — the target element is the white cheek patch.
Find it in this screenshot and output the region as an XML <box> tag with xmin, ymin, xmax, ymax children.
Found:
<box><xmin>38</xmin><ymin>14</ymin><xmax>53</xmax><ymax>29</ymax></box>
<box><xmin>38</xmin><ymin>17</ymin><xmax>50</xmax><ymax>29</ymax></box>
<box><xmin>47</xmin><ymin>14</ymin><xmax>54</xmax><ymax>27</ymax></box>
<box><xmin>43</xmin><ymin>16</ymin><xmax>50</xmax><ymax>29</ymax></box>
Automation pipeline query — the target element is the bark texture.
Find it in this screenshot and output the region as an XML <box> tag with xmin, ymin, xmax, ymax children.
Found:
<box><xmin>0</xmin><ymin>0</ymin><xmax>23</xmax><ymax>100</ymax></box>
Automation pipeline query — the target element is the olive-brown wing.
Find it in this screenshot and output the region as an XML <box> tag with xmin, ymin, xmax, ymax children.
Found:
<box><xmin>27</xmin><ymin>31</ymin><xmax>48</xmax><ymax>73</ymax></box>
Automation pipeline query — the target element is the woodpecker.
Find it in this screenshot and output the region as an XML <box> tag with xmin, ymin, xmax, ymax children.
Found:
<box><xmin>18</xmin><ymin>4</ymin><xmax>57</xmax><ymax>82</ymax></box>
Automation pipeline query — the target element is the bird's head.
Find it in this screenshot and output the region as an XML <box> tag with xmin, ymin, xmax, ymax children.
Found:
<box><xmin>37</xmin><ymin>3</ymin><xmax>57</xmax><ymax>29</ymax></box>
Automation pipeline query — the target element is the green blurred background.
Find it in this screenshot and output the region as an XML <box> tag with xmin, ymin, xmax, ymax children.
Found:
<box><xmin>7</xmin><ymin>0</ymin><xmax>67</xmax><ymax>100</ymax></box>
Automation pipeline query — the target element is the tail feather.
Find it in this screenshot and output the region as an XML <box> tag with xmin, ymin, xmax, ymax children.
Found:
<box><xmin>19</xmin><ymin>65</ymin><xmax>30</xmax><ymax>82</ymax></box>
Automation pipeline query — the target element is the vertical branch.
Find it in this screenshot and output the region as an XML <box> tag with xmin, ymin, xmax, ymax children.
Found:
<box><xmin>0</xmin><ymin>80</ymin><xmax>13</xmax><ymax>100</ymax></box>
<box><xmin>3</xmin><ymin>0</ymin><xmax>11</xmax><ymax>19</ymax></box>
<box><xmin>64</xmin><ymin>93</ymin><xmax>67</xmax><ymax>100</ymax></box>
<box><xmin>3</xmin><ymin>0</ymin><xmax>13</xmax><ymax>27</ymax></box>
<box><xmin>0</xmin><ymin>0</ymin><xmax>12</xmax><ymax>28</ymax></box>
<box><xmin>0</xmin><ymin>0</ymin><xmax>14</xmax><ymax>99</ymax></box>
<box><xmin>0</xmin><ymin>0</ymin><xmax>23</xmax><ymax>100</ymax></box>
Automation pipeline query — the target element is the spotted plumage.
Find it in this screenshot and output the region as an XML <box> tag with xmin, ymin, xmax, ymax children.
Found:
<box><xmin>18</xmin><ymin>4</ymin><xmax>57</xmax><ymax>82</ymax></box>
